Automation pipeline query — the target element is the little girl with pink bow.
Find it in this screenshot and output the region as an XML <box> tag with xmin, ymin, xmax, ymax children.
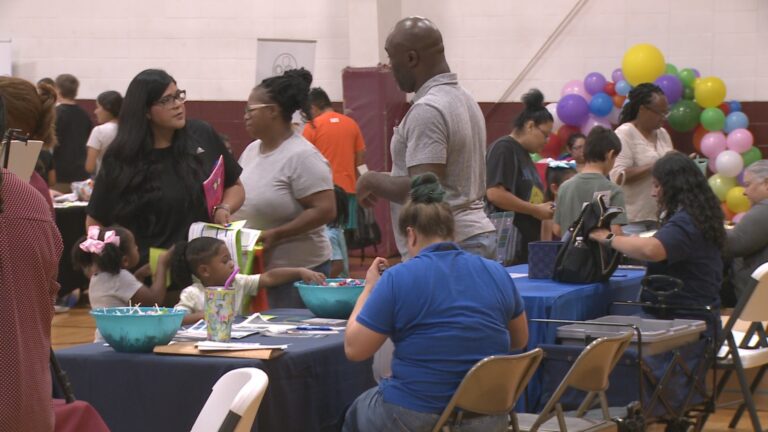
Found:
<box><xmin>72</xmin><ymin>225</ymin><xmax>173</xmax><ymax>341</ymax></box>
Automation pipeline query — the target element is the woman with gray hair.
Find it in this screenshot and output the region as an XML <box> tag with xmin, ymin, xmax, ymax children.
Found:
<box><xmin>726</xmin><ymin>159</ymin><xmax>768</xmax><ymax>301</ymax></box>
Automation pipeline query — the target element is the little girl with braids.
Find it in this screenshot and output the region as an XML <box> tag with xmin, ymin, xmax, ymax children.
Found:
<box><xmin>171</xmin><ymin>237</ymin><xmax>326</xmax><ymax>324</ymax></box>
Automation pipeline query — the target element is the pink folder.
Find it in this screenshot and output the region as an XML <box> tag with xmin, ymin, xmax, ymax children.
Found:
<box><xmin>203</xmin><ymin>155</ymin><xmax>225</xmax><ymax>220</ymax></box>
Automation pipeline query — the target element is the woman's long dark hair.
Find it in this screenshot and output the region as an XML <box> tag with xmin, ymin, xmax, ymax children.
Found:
<box><xmin>99</xmin><ymin>69</ymin><xmax>204</xmax><ymax>225</ymax></box>
<box><xmin>653</xmin><ymin>151</ymin><xmax>725</xmax><ymax>249</ymax></box>
<box><xmin>619</xmin><ymin>83</ymin><xmax>664</xmax><ymax>125</ymax></box>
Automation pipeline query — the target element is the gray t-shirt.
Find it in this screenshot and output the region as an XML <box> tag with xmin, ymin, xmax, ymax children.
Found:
<box><xmin>390</xmin><ymin>73</ymin><xmax>494</xmax><ymax>255</ymax></box>
<box><xmin>88</xmin><ymin>269</ymin><xmax>143</xmax><ymax>308</ymax></box>
<box><xmin>233</xmin><ymin>133</ymin><xmax>332</xmax><ymax>269</ymax></box>
<box><xmin>554</xmin><ymin>172</ymin><xmax>628</xmax><ymax>231</ymax></box>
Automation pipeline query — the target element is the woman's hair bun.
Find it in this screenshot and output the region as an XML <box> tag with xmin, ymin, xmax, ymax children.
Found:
<box><xmin>409</xmin><ymin>172</ymin><xmax>446</xmax><ymax>204</ymax></box>
<box><xmin>284</xmin><ymin>68</ymin><xmax>313</xmax><ymax>90</ymax></box>
<box><xmin>521</xmin><ymin>88</ymin><xmax>545</xmax><ymax>111</ymax></box>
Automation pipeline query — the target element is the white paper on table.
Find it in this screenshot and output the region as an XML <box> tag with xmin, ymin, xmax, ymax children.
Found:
<box><xmin>174</xmin><ymin>320</ymin><xmax>259</xmax><ymax>340</ymax></box>
<box><xmin>508</xmin><ymin>273</ymin><xmax>528</xmax><ymax>279</ymax></box>
<box><xmin>195</xmin><ymin>341</ymin><xmax>288</xmax><ymax>351</ymax></box>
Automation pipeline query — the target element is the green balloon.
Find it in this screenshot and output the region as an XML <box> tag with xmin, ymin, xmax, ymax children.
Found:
<box><xmin>742</xmin><ymin>146</ymin><xmax>763</xmax><ymax>167</ymax></box>
<box><xmin>667</xmin><ymin>100</ymin><xmax>702</xmax><ymax>132</ymax></box>
<box><xmin>709</xmin><ymin>174</ymin><xmax>737</xmax><ymax>201</ymax></box>
<box><xmin>665</xmin><ymin>63</ymin><xmax>679</xmax><ymax>76</ymax></box>
<box><xmin>679</xmin><ymin>68</ymin><xmax>697</xmax><ymax>87</ymax></box>
<box><xmin>700</xmin><ymin>107</ymin><xmax>726</xmax><ymax>131</ymax></box>
<box><xmin>683</xmin><ymin>86</ymin><xmax>695</xmax><ymax>100</ymax></box>
<box><xmin>530</xmin><ymin>152</ymin><xmax>542</xmax><ymax>162</ymax></box>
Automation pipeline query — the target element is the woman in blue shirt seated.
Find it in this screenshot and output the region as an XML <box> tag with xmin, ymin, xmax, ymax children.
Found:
<box><xmin>590</xmin><ymin>151</ymin><xmax>725</xmax><ymax>335</ymax></box>
<box><xmin>343</xmin><ymin>173</ymin><xmax>529</xmax><ymax>432</ymax></box>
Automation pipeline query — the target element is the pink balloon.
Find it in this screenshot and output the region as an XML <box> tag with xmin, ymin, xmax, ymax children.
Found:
<box><xmin>561</xmin><ymin>79</ymin><xmax>591</xmax><ymax>101</ymax></box>
<box><xmin>726</xmin><ymin>128</ymin><xmax>754</xmax><ymax>153</ymax></box>
<box><xmin>732</xmin><ymin>212</ymin><xmax>746</xmax><ymax>224</ymax></box>
<box><xmin>700</xmin><ymin>131</ymin><xmax>727</xmax><ymax>159</ymax></box>
<box><xmin>580</xmin><ymin>114</ymin><xmax>611</xmax><ymax>135</ymax></box>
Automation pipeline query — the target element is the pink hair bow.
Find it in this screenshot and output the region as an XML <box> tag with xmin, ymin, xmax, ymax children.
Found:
<box><xmin>79</xmin><ymin>226</ymin><xmax>120</xmax><ymax>255</ymax></box>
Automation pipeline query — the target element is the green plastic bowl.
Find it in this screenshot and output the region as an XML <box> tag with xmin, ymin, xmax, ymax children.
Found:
<box><xmin>294</xmin><ymin>279</ymin><xmax>365</xmax><ymax>319</ymax></box>
<box><xmin>90</xmin><ymin>307</ymin><xmax>185</xmax><ymax>353</ymax></box>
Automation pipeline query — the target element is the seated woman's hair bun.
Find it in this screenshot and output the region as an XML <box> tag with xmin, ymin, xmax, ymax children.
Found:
<box><xmin>409</xmin><ymin>172</ymin><xmax>446</xmax><ymax>204</ymax></box>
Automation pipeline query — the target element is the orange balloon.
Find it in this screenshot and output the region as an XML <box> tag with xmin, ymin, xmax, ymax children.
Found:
<box><xmin>692</xmin><ymin>125</ymin><xmax>707</xmax><ymax>153</ymax></box>
<box><xmin>613</xmin><ymin>95</ymin><xmax>626</xmax><ymax>108</ymax></box>
<box><xmin>721</xmin><ymin>202</ymin><xmax>735</xmax><ymax>221</ymax></box>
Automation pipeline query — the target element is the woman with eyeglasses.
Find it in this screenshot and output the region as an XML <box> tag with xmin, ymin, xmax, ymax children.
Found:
<box><xmin>485</xmin><ymin>88</ymin><xmax>555</xmax><ymax>265</ymax></box>
<box><xmin>609</xmin><ymin>83</ymin><xmax>674</xmax><ymax>235</ymax></box>
<box><xmin>232</xmin><ymin>68</ymin><xmax>335</xmax><ymax>308</ymax></box>
<box><xmin>86</xmin><ymin>69</ymin><xmax>244</xmax><ymax>267</ymax></box>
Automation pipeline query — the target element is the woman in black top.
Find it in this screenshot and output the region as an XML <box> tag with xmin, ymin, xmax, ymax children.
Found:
<box><xmin>486</xmin><ymin>89</ymin><xmax>555</xmax><ymax>264</ymax></box>
<box><xmin>86</xmin><ymin>69</ymin><xmax>243</xmax><ymax>265</ymax></box>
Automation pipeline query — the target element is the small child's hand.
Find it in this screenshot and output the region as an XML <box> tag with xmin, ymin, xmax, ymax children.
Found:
<box><xmin>300</xmin><ymin>269</ymin><xmax>326</xmax><ymax>285</ymax></box>
<box><xmin>159</xmin><ymin>245</ymin><xmax>175</xmax><ymax>267</ymax></box>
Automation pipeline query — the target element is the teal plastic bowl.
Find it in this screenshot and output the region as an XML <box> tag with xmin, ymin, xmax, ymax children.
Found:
<box><xmin>295</xmin><ymin>279</ymin><xmax>365</xmax><ymax>319</ymax></box>
<box><xmin>90</xmin><ymin>307</ymin><xmax>185</xmax><ymax>353</ymax></box>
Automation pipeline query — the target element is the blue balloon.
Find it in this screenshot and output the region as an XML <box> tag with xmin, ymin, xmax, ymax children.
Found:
<box><xmin>589</xmin><ymin>92</ymin><xmax>613</xmax><ymax>117</ymax></box>
<box><xmin>724</xmin><ymin>111</ymin><xmax>749</xmax><ymax>133</ymax></box>
<box><xmin>615</xmin><ymin>80</ymin><xmax>632</xmax><ymax>96</ymax></box>
<box><xmin>728</xmin><ymin>100</ymin><xmax>742</xmax><ymax>113</ymax></box>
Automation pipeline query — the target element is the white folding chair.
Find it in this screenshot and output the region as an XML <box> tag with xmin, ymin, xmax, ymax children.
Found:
<box><xmin>191</xmin><ymin>367</ymin><xmax>269</xmax><ymax>432</ymax></box>
<box><xmin>712</xmin><ymin>261</ymin><xmax>768</xmax><ymax>431</ymax></box>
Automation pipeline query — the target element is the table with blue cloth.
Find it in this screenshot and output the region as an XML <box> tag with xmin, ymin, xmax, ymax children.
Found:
<box><xmin>507</xmin><ymin>264</ymin><xmax>646</xmax><ymax>411</ymax></box>
<box><xmin>54</xmin><ymin>309</ymin><xmax>376</xmax><ymax>432</ymax></box>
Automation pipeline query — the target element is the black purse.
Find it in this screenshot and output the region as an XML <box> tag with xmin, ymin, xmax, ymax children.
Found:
<box><xmin>553</xmin><ymin>194</ymin><xmax>624</xmax><ymax>283</ymax></box>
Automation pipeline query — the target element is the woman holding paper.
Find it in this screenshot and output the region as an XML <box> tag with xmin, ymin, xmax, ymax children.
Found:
<box><xmin>233</xmin><ymin>68</ymin><xmax>335</xmax><ymax>308</ymax></box>
<box><xmin>86</xmin><ymin>69</ymin><xmax>243</xmax><ymax>265</ymax></box>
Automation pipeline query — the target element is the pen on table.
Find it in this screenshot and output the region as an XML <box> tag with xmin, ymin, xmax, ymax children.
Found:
<box><xmin>294</xmin><ymin>326</ymin><xmax>334</xmax><ymax>331</ymax></box>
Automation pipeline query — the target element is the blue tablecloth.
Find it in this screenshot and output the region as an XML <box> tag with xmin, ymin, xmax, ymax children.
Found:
<box><xmin>54</xmin><ymin>309</ymin><xmax>375</xmax><ymax>432</ymax></box>
<box><xmin>507</xmin><ymin>264</ymin><xmax>646</xmax><ymax>410</ymax></box>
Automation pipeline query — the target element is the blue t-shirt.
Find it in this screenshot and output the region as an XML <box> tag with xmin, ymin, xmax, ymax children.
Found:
<box><xmin>356</xmin><ymin>242</ymin><xmax>525</xmax><ymax>413</ymax></box>
<box><xmin>644</xmin><ymin>209</ymin><xmax>722</xmax><ymax>310</ymax></box>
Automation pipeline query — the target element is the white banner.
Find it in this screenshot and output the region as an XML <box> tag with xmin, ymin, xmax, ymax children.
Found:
<box><xmin>0</xmin><ymin>40</ymin><xmax>11</xmax><ymax>76</ymax></box>
<box><xmin>256</xmin><ymin>38</ymin><xmax>316</xmax><ymax>84</ymax></box>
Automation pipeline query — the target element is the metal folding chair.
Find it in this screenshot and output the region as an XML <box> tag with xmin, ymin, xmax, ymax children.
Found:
<box><xmin>708</xmin><ymin>261</ymin><xmax>768</xmax><ymax>431</ymax></box>
<box><xmin>512</xmin><ymin>332</ymin><xmax>633</xmax><ymax>432</ymax></box>
<box><xmin>431</xmin><ymin>349</ymin><xmax>543</xmax><ymax>432</ymax></box>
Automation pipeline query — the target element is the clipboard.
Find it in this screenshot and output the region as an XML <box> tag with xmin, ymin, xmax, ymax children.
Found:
<box><xmin>0</xmin><ymin>138</ymin><xmax>43</xmax><ymax>179</ymax></box>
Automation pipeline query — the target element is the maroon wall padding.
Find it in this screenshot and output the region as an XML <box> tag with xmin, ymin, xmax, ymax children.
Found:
<box><xmin>342</xmin><ymin>66</ymin><xmax>409</xmax><ymax>258</ymax></box>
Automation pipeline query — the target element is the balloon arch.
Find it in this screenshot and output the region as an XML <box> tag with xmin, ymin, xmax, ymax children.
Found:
<box><xmin>542</xmin><ymin>43</ymin><xmax>763</xmax><ymax>222</ymax></box>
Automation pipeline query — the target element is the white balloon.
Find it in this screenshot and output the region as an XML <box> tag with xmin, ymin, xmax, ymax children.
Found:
<box><xmin>715</xmin><ymin>150</ymin><xmax>745</xmax><ymax>177</ymax></box>
<box><xmin>546</xmin><ymin>103</ymin><xmax>563</xmax><ymax>132</ymax></box>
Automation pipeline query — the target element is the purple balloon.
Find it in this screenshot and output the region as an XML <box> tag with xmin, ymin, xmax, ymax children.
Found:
<box><xmin>692</xmin><ymin>68</ymin><xmax>701</xmax><ymax>78</ymax></box>
<box><xmin>557</xmin><ymin>94</ymin><xmax>590</xmax><ymax>127</ymax></box>
<box><xmin>584</xmin><ymin>72</ymin><xmax>607</xmax><ymax>96</ymax></box>
<box><xmin>611</xmin><ymin>68</ymin><xmax>624</xmax><ymax>83</ymax></box>
<box><xmin>654</xmin><ymin>74</ymin><xmax>683</xmax><ymax>104</ymax></box>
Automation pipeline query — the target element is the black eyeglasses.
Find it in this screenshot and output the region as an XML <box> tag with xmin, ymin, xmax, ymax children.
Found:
<box><xmin>154</xmin><ymin>90</ymin><xmax>187</xmax><ymax>108</ymax></box>
<box><xmin>643</xmin><ymin>104</ymin><xmax>670</xmax><ymax>119</ymax></box>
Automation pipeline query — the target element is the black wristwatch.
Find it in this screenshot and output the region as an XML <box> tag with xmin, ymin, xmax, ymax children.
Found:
<box><xmin>604</xmin><ymin>233</ymin><xmax>615</xmax><ymax>248</ymax></box>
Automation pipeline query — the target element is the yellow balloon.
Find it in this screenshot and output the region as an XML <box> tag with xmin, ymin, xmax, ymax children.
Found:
<box><xmin>621</xmin><ymin>44</ymin><xmax>666</xmax><ymax>86</ymax></box>
<box><xmin>695</xmin><ymin>77</ymin><xmax>727</xmax><ymax>108</ymax></box>
<box><xmin>726</xmin><ymin>186</ymin><xmax>751</xmax><ymax>214</ymax></box>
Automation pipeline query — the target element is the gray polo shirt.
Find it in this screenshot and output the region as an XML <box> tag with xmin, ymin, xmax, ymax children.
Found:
<box><xmin>390</xmin><ymin>73</ymin><xmax>494</xmax><ymax>256</ymax></box>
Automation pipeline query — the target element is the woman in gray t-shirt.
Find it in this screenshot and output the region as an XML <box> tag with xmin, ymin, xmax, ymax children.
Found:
<box><xmin>233</xmin><ymin>68</ymin><xmax>335</xmax><ymax>308</ymax></box>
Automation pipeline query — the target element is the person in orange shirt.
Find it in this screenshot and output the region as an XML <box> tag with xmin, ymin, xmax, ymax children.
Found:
<box><xmin>303</xmin><ymin>87</ymin><xmax>366</xmax><ymax>195</ymax></box>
